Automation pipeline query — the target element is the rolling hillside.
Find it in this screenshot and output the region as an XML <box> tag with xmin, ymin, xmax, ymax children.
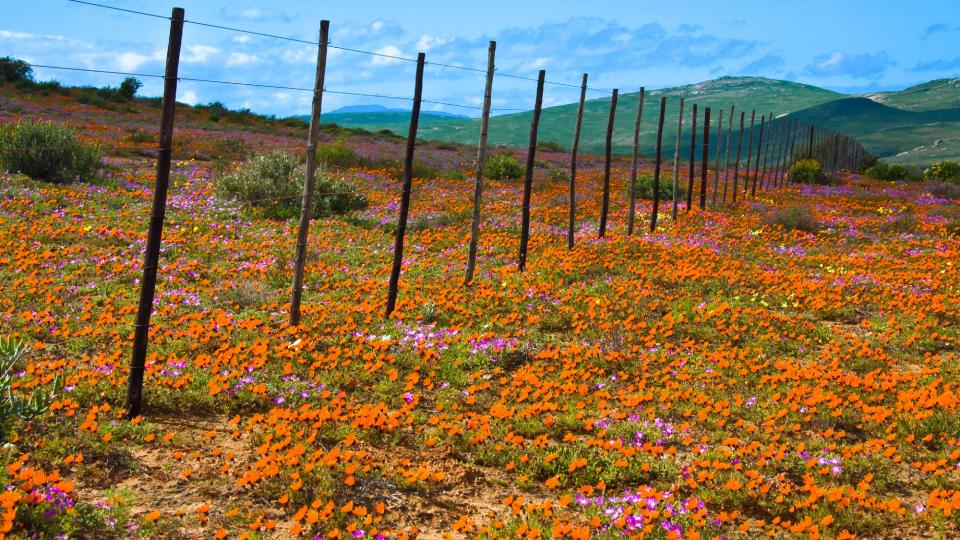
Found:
<box><xmin>322</xmin><ymin>76</ymin><xmax>960</xmax><ymax>164</ymax></box>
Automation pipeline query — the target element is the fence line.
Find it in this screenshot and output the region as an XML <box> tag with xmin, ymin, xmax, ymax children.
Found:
<box><xmin>14</xmin><ymin>5</ymin><xmax>872</xmax><ymax>417</ymax></box>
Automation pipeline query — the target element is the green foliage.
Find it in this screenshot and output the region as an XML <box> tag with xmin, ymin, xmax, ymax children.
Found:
<box><xmin>764</xmin><ymin>205</ymin><xmax>821</xmax><ymax>234</ymax></box>
<box><xmin>924</xmin><ymin>160</ymin><xmax>960</xmax><ymax>183</ymax></box>
<box><xmin>866</xmin><ymin>162</ymin><xmax>922</xmax><ymax>182</ymax></box>
<box><xmin>483</xmin><ymin>153</ymin><xmax>523</xmax><ymax>180</ymax></box>
<box><xmin>216</xmin><ymin>150</ymin><xmax>367</xmax><ymax>219</ymax></box>
<box><xmin>117</xmin><ymin>77</ymin><xmax>142</xmax><ymax>100</ymax></box>
<box><xmin>0</xmin><ymin>56</ymin><xmax>32</xmax><ymax>83</ymax></box>
<box><xmin>628</xmin><ymin>172</ymin><xmax>686</xmax><ymax>201</ymax></box>
<box><xmin>1</xmin><ymin>337</ymin><xmax>60</xmax><ymax>441</ymax></box>
<box><xmin>537</xmin><ymin>140</ymin><xmax>566</xmax><ymax>153</ymax></box>
<box><xmin>0</xmin><ymin>120</ymin><xmax>103</xmax><ymax>183</ymax></box>
<box><xmin>788</xmin><ymin>159</ymin><xmax>828</xmax><ymax>184</ymax></box>
<box><xmin>316</xmin><ymin>138</ymin><xmax>359</xmax><ymax>168</ymax></box>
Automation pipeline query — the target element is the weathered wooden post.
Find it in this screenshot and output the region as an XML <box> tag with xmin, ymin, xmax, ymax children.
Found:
<box><xmin>722</xmin><ymin>104</ymin><xmax>734</xmax><ymax>203</ymax></box>
<box><xmin>385</xmin><ymin>52</ymin><xmax>426</xmax><ymax>318</ymax></box>
<box><xmin>686</xmin><ymin>103</ymin><xmax>698</xmax><ymax>212</ymax></box>
<box><xmin>290</xmin><ymin>20</ymin><xmax>330</xmax><ymax>325</ymax></box>
<box><xmin>671</xmin><ymin>97</ymin><xmax>685</xmax><ymax>220</ymax></box>
<box><xmin>649</xmin><ymin>96</ymin><xmax>667</xmax><ymax>232</ymax></box>
<box><xmin>699</xmin><ymin>107</ymin><xmax>710</xmax><ymax>210</ymax></box>
<box><xmin>567</xmin><ymin>74</ymin><xmax>588</xmax><ymax>249</ymax></box>
<box><xmin>750</xmin><ymin>114</ymin><xmax>765</xmax><ymax>197</ymax></box>
<box><xmin>744</xmin><ymin>110</ymin><xmax>755</xmax><ymax>197</ymax></box>
<box><xmin>732</xmin><ymin>111</ymin><xmax>744</xmax><ymax>202</ymax></box>
<box><xmin>517</xmin><ymin>70</ymin><xmax>546</xmax><ymax>271</ymax></box>
<box><xmin>598</xmin><ymin>88</ymin><xmax>619</xmax><ymax>238</ymax></box>
<box><xmin>126</xmin><ymin>7</ymin><xmax>184</xmax><ymax>419</ymax></box>
<box><xmin>464</xmin><ymin>41</ymin><xmax>496</xmax><ymax>285</ymax></box>
<box><xmin>711</xmin><ymin>108</ymin><xmax>723</xmax><ymax>206</ymax></box>
<box><xmin>626</xmin><ymin>87</ymin><xmax>645</xmax><ymax>235</ymax></box>
<box><xmin>759</xmin><ymin>112</ymin><xmax>773</xmax><ymax>190</ymax></box>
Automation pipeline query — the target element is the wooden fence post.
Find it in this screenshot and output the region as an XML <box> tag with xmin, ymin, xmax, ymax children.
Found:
<box><xmin>627</xmin><ymin>87</ymin><xmax>645</xmax><ymax>235</ymax></box>
<box><xmin>807</xmin><ymin>125</ymin><xmax>815</xmax><ymax>160</ymax></box>
<box><xmin>772</xmin><ymin>116</ymin><xmax>785</xmax><ymax>190</ymax></box>
<box><xmin>567</xmin><ymin>74</ymin><xmax>588</xmax><ymax>249</ymax></box>
<box><xmin>699</xmin><ymin>107</ymin><xmax>710</xmax><ymax>210</ymax></box>
<box><xmin>732</xmin><ymin>111</ymin><xmax>744</xmax><ymax>202</ymax></box>
<box><xmin>517</xmin><ymin>70</ymin><xmax>546</xmax><ymax>272</ymax></box>
<box><xmin>722</xmin><ymin>104</ymin><xmax>734</xmax><ymax>204</ymax></box>
<box><xmin>751</xmin><ymin>114</ymin><xmax>765</xmax><ymax>197</ymax></box>
<box><xmin>125</xmin><ymin>7</ymin><xmax>184</xmax><ymax>419</ymax></box>
<box><xmin>712</xmin><ymin>108</ymin><xmax>723</xmax><ymax>206</ymax></box>
<box><xmin>744</xmin><ymin>110</ymin><xmax>755</xmax><ymax>197</ymax></box>
<box><xmin>290</xmin><ymin>20</ymin><xmax>330</xmax><ymax>326</ymax></box>
<box><xmin>650</xmin><ymin>96</ymin><xmax>667</xmax><ymax>232</ymax></box>
<box><xmin>759</xmin><ymin>112</ymin><xmax>773</xmax><ymax>190</ymax></box>
<box><xmin>464</xmin><ymin>41</ymin><xmax>496</xmax><ymax>285</ymax></box>
<box><xmin>385</xmin><ymin>52</ymin><xmax>426</xmax><ymax>318</ymax></box>
<box><xmin>598</xmin><ymin>88</ymin><xmax>619</xmax><ymax>238</ymax></box>
<box><xmin>686</xmin><ymin>103</ymin><xmax>697</xmax><ymax>213</ymax></box>
<box><xmin>671</xmin><ymin>97</ymin><xmax>685</xmax><ymax>220</ymax></box>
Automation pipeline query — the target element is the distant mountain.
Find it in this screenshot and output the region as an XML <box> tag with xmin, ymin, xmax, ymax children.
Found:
<box><xmin>323</xmin><ymin>104</ymin><xmax>467</xmax><ymax>118</ymax></box>
<box><xmin>314</xmin><ymin>76</ymin><xmax>960</xmax><ymax>164</ymax></box>
<box><xmin>863</xmin><ymin>78</ymin><xmax>960</xmax><ymax>112</ymax></box>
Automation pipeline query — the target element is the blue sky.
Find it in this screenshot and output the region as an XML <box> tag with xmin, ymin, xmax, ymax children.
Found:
<box><xmin>4</xmin><ymin>0</ymin><xmax>959</xmax><ymax>117</ymax></box>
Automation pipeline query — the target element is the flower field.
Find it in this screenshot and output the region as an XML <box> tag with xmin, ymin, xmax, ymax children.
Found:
<box><xmin>2</xmin><ymin>88</ymin><xmax>960</xmax><ymax>539</ymax></box>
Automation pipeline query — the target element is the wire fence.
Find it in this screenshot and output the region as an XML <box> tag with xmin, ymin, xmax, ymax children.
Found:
<box><xmin>9</xmin><ymin>1</ymin><xmax>873</xmax><ymax>417</ymax></box>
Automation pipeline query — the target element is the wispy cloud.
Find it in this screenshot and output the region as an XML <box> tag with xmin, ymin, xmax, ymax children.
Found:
<box><xmin>803</xmin><ymin>51</ymin><xmax>892</xmax><ymax>79</ymax></box>
<box><xmin>912</xmin><ymin>56</ymin><xmax>960</xmax><ymax>72</ymax></box>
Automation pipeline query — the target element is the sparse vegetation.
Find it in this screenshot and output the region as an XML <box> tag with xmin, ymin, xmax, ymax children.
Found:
<box><xmin>866</xmin><ymin>162</ymin><xmax>922</xmax><ymax>181</ymax></box>
<box><xmin>763</xmin><ymin>204</ymin><xmax>820</xmax><ymax>234</ymax></box>
<box><xmin>628</xmin><ymin>172</ymin><xmax>686</xmax><ymax>200</ymax></box>
<box><xmin>0</xmin><ymin>120</ymin><xmax>103</xmax><ymax>183</ymax></box>
<box><xmin>216</xmin><ymin>150</ymin><xmax>367</xmax><ymax>219</ymax></box>
<box><xmin>483</xmin><ymin>152</ymin><xmax>524</xmax><ymax>179</ymax></box>
<box><xmin>924</xmin><ymin>160</ymin><xmax>960</xmax><ymax>183</ymax></box>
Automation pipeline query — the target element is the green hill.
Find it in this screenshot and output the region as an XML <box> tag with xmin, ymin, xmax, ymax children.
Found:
<box><xmin>864</xmin><ymin>78</ymin><xmax>960</xmax><ymax>111</ymax></box>
<box><xmin>321</xmin><ymin>76</ymin><xmax>960</xmax><ymax>165</ymax></box>
<box><xmin>324</xmin><ymin>77</ymin><xmax>843</xmax><ymax>156</ymax></box>
<box><xmin>786</xmin><ymin>97</ymin><xmax>960</xmax><ymax>163</ymax></box>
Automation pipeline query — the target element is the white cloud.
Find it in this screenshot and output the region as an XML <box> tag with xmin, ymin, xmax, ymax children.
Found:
<box><xmin>240</xmin><ymin>8</ymin><xmax>262</xmax><ymax>19</ymax></box>
<box><xmin>0</xmin><ymin>30</ymin><xmax>34</xmax><ymax>40</ymax></box>
<box><xmin>226</xmin><ymin>52</ymin><xmax>258</xmax><ymax>66</ymax></box>
<box><xmin>415</xmin><ymin>35</ymin><xmax>450</xmax><ymax>52</ymax></box>
<box><xmin>371</xmin><ymin>21</ymin><xmax>384</xmax><ymax>32</ymax></box>
<box><xmin>182</xmin><ymin>45</ymin><xmax>219</xmax><ymax>63</ymax></box>
<box><xmin>178</xmin><ymin>89</ymin><xmax>199</xmax><ymax>104</ymax></box>
<box><xmin>371</xmin><ymin>45</ymin><xmax>404</xmax><ymax>66</ymax></box>
<box><xmin>232</xmin><ymin>35</ymin><xmax>251</xmax><ymax>44</ymax></box>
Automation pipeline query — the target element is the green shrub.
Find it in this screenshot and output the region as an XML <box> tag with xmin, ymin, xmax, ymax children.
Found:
<box><xmin>538</xmin><ymin>140</ymin><xmax>566</xmax><ymax>153</ymax></box>
<box><xmin>628</xmin><ymin>172</ymin><xmax>686</xmax><ymax>201</ymax></box>
<box><xmin>788</xmin><ymin>159</ymin><xmax>828</xmax><ymax>184</ymax></box>
<box><xmin>117</xmin><ymin>77</ymin><xmax>143</xmax><ymax>100</ymax></box>
<box><xmin>0</xmin><ymin>120</ymin><xmax>103</xmax><ymax>183</ymax></box>
<box><xmin>483</xmin><ymin>153</ymin><xmax>523</xmax><ymax>179</ymax></box>
<box><xmin>2</xmin><ymin>337</ymin><xmax>60</xmax><ymax>441</ymax></box>
<box><xmin>865</xmin><ymin>162</ymin><xmax>922</xmax><ymax>182</ymax></box>
<box><xmin>216</xmin><ymin>150</ymin><xmax>367</xmax><ymax>219</ymax></box>
<box><xmin>0</xmin><ymin>56</ymin><xmax>32</xmax><ymax>83</ymax></box>
<box><xmin>764</xmin><ymin>205</ymin><xmax>820</xmax><ymax>234</ymax></box>
<box><xmin>316</xmin><ymin>138</ymin><xmax>358</xmax><ymax>168</ymax></box>
<box><xmin>924</xmin><ymin>160</ymin><xmax>960</xmax><ymax>183</ymax></box>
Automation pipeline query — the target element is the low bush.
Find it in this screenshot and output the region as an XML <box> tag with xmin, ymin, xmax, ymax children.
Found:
<box><xmin>216</xmin><ymin>150</ymin><xmax>367</xmax><ymax>219</ymax></box>
<box><xmin>865</xmin><ymin>162</ymin><xmax>922</xmax><ymax>182</ymax></box>
<box><xmin>924</xmin><ymin>160</ymin><xmax>960</xmax><ymax>183</ymax></box>
<box><xmin>316</xmin><ymin>138</ymin><xmax>358</xmax><ymax>168</ymax></box>
<box><xmin>628</xmin><ymin>172</ymin><xmax>686</xmax><ymax>201</ymax></box>
<box><xmin>763</xmin><ymin>205</ymin><xmax>820</xmax><ymax>234</ymax></box>
<box><xmin>0</xmin><ymin>120</ymin><xmax>103</xmax><ymax>183</ymax></box>
<box><xmin>484</xmin><ymin>153</ymin><xmax>523</xmax><ymax>180</ymax></box>
<box><xmin>117</xmin><ymin>77</ymin><xmax>142</xmax><ymax>100</ymax></box>
<box><xmin>538</xmin><ymin>140</ymin><xmax>566</xmax><ymax>153</ymax></box>
<box><xmin>788</xmin><ymin>159</ymin><xmax>829</xmax><ymax>184</ymax></box>
<box><xmin>928</xmin><ymin>181</ymin><xmax>960</xmax><ymax>200</ymax></box>
<box><xmin>2</xmin><ymin>337</ymin><xmax>60</xmax><ymax>441</ymax></box>
<box><xmin>0</xmin><ymin>56</ymin><xmax>32</xmax><ymax>83</ymax></box>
